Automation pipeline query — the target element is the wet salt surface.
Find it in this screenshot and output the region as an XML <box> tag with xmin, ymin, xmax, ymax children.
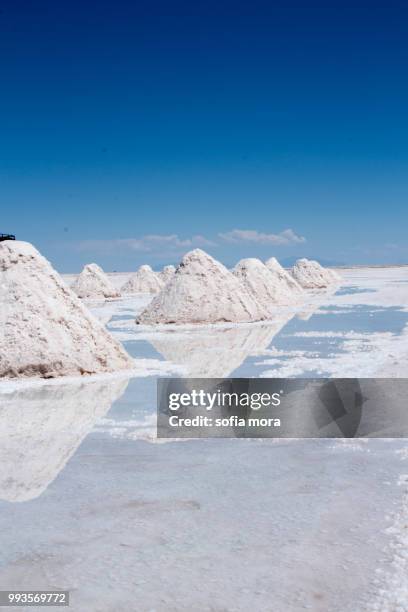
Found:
<box><xmin>335</xmin><ymin>286</ymin><xmax>377</xmax><ymax>295</ymax></box>
<box><xmin>124</xmin><ymin>339</ymin><xmax>164</xmax><ymax>362</ymax></box>
<box><xmin>0</xmin><ymin>431</ymin><xmax>406</xmax><ymax>612</ymax></box>
<box><xmin>102</xmin><ymin>267</ymin><xmax>408</xmax><ymax>382</ymax></box>
<box><xmin>1</xmin><ymin>267</ymin><xmax>408</xmax><ymax>611</ymax></box>
<box><xmin>87</xmin><ymin>268</ymin><xmax>408</xmax><ymax>422</ymax></box>
<box><xmin>233</xmin><ymin>304</ymin><xmax>408</xmax><ymax>377</ymax></box>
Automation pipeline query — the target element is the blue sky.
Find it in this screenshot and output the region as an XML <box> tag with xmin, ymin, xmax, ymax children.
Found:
<box><xmin>1</xmin><ymin>0</ymin><xmax>407</xmax><ymax>271</ymax></box>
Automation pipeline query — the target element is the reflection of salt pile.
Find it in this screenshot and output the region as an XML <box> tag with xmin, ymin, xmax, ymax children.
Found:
<box><xmin>328</xmin><ymin>268</ymin><xmax>342</xmax><ymax>282</ymax></box>
<box><xmin>160</xmin><ymin>265</ymin><xmax>176</xmax><ymax>284</ymax></box>
<box><xmin>150</xmin><ymin>315</ymin><xmax>293</xmax><ymax>377</ymax></box>
<box><xmin>121</xmin><ymin>264</ymin><xmax>164</xmax><ymax>294</ymax></box>
<box><xmin>0</xmin><ymin>378</ymin><xmax>128</xmax><ymax>502</ymax></box>
<box><xmin>72</xmin><ymin>263</ymin><xmax>120</xmax><ymax>299</ymax></box>
<box><xmin>136</xmin><ymin>249</ymin><xmax>267</xmax><ymax>325</ymax></box>
<box><xmin>292</xmin><ymin>258</ymin><xmax>341</xmax><ymax>289</ymax></box>
<box><xmin>233</xmin><ymin>258</ymin><xmax>299</xmax><ymax>312</ymax></box>
<box><xmin>265</xmin><ymin>257</ymin><xmax>303</xmax><ymax>295</ymax></box>
<box><xmin>0</xmin><ymin>241</ymin><xmax>133</xmax><ymax>378</ymax></box>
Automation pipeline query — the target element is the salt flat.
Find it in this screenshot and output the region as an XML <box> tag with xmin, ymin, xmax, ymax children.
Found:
<box><xmin>0</xmin><ymin>267</ymin><xmax>408</xmax><ymax>611</ymax></box>
<box><xmin>102</xmin><ymin>265</ymin><xmax>408</xmax><ymax>379</ymax></box>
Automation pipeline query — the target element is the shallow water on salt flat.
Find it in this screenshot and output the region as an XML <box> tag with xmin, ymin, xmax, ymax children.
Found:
<box><xmin>106</xmin><ymin>299</ymin><xmax>408</xmax><ymax>379</ymax></box>
<box><xmin>1</xmin><ymin>268</ymin><xmax>408</xmax><ymax>611</ymax></box>
<box><xmin>334</xmin><ymin>286</ymin><xmax>377</xmax><ymax>295</ymax></box>
<box><xmin>232</xmin><ymin>303</ymin><xmax>408</xmax><ymax>377</ymax></box>
<box><xmin>95</xmin><ymin>267</ymin><xmax>408</xmax><ymax>381</ymax></box>
<box><xmin>0</xmin><ymin>419</ymin><xmax>406</xmax><ymax>612</ymax></box>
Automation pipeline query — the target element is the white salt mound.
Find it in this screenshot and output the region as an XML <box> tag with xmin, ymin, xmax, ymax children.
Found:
<box><xmin>0</xmin><ymin>241</ymin><xmax>133</xmax><ymax>379</ymax></box>
<box><xmin>136</xmin><ymin>249</ymin><xmax>268</xmax><ymax>325</ymax></box>
<box><xmin>233</xmin><ymin>258</ymin><xmax>297</xmax><ymax>312</ymax></box>
<box><xmin>72</xmin><ymin>263</ymin><xmax>120</xmax><ymax>299</ymax></box>
<box><xmin>292</xmin><ymin>258</ymin><xmax>341</xmax><ymax>289</ymax></box>
<box><xmin>265</xmin><ymin>257</ymin><xmax>303</xmax><ymax>294</ymax></box>
<box><xmin>121</xmin><ymin>264</ymin><xmax>164</xmax><ymax>294</ymax></box>
<box><xmin>160</xmin><ymin>264</ymin><xmax>176</xmax><ymax>284</ymax></box>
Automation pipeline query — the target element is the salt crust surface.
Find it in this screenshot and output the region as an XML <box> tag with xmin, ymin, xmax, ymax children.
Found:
<box><xmin>365</xmin><ymin>473</ymin><xmax>408</xmax><ymax>612</ymax></box>
<box><xmin>1</xmin><ymin>263</ymin><xmax>408</xmax><ymax>610</ymax></box>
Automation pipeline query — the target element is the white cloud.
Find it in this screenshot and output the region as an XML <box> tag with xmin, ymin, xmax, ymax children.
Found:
<box><xmin>73</xmin><ymin>228</ymin><xmax>305</xmax><ymax>259</ymax></box>
<box><xmin>138</xmin><ymin>234</ymin><xmax>215</xmax><ymax>249</ymax></box>
<box><xmin>75</xmin><ymin>234</ymin><xmax>215</xmax><ymax>254</ymax></box>
<box><xmin>218</xmin><ymin>228</ymin><xmax>306</xmax><ymax>246</ymax></box>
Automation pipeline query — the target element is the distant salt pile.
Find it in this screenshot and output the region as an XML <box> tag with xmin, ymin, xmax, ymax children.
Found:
<box><xmin>0</xmin><ymin>241</ymin><xmax>133</xmax><ymax>379</ymax></box>
<box><xmin>72</xmin><ymin>263</ymin><xmax>120</xmax><ymax>299</ymax></box>
<box><xmin>121</xmin><ymin>264</ymin><xmax>164</xmax><ymax>294</ymax></box>
<box><xmin>292</xmin><ymin>258</ymin><xmax>341</xmax><ymax>289</ymax></box>
<box><xmin>233</xmin><ymin>258</ymin><xmax>297</xmax><ymax>312</ymax></box>
<box><xmin>136</xmin><ymin>249</ymin><xmax>268</xmax><ymax>325</ymax></box>
<box><xmin>160</xmin><ymin>264</ymin><xmax>176</xmax><ymax>284</ymax></box>
<box><xmin>265</xmin><ymin>257</ymin><xmax>303</xmax><ymax>295</ymax></box>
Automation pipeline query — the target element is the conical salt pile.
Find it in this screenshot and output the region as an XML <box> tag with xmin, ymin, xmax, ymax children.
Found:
<box><xmin>72</xmin><ymin>263</ymin><xmax>120</xmax><ymax>299</ymax></box>
<box><xmin>292</xmin><ymin>258</ymin><xmax>341</xmax><ymax>289</ymax></box>
<box><xmin>265</xmin><ymin>257</ymin><xmax>303</xmax><ymax>295</ymax></box>
<box><xmin>233</xmin><ymin>258</ymin><xmax>296</xmax><ymax>313</ymax></box>
<box><xmin>0</xmin><ymin>241</ymin><xmax>133</xmax><ymax>379</ymax></box>
<box><xmin>121</xmin><ymin>264</ymin><xmax>164</xmax><ymax>294</ymax></box>
<box><xmin>136</xmin><ymin>249</ymin><xmax>268</xmax><ymax>325</ymax></box>
<box><xmin>160</xmin><ymin>264</ymin><xmax>176</xmax><ymax>284</ymax></box>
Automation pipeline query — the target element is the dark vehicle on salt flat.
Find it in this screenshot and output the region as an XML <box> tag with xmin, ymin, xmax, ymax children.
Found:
<box><xmin>0</xmin><ymin>233</ymin><xmax>15</xmax><ymax>242</ymax></box>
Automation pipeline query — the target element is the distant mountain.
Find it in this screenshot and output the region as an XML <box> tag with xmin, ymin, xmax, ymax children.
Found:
<box><xmin>279</xmin><ymin>256</ymin><xmax>346</xmax><ymax>268</ymax></box>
